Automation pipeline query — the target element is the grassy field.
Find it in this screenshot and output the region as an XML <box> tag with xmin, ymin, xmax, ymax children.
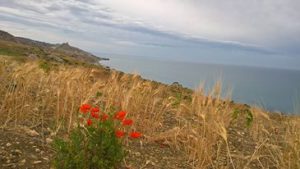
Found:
<box><xmin>0</xmin><ymin>55</ymin><xmax>299</xmax><ymax>168</ymax></box>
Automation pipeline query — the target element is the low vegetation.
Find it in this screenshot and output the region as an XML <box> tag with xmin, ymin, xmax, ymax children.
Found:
<box><xmin>0</xmin><ymin>55</ymin><xmax>299</xmax><ymax>168</ymax></box>
<box><xmin>52</xmin><ymin>104</ymin><xmax>142</xmax><ymax>169</ymax></box>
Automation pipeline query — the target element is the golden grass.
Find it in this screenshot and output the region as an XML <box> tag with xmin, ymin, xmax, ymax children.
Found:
<box><xmin>247</xmin><ymin>108</ymin><xmax>300</xmax><ymax>169</ymax></box>
<box><xmin>171</xmin><ymin>82</ymin><xmax>234</xmax><ymax>168</ymax></box>
<box><xmin>0</xmin><ymin>56</ymin><xmax>299</xmax><ymax>168</ymax></box>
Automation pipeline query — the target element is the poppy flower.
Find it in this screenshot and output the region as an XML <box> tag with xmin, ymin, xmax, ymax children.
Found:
<box><xmin>91</xmin><ymin>111</ymin><xmax>99</xmax><ymax>119</ymax></box>
<box><xmin>114</xmin><ymin>111</ymin><xmax>126</xmax><ymax>121</ymax></box>
<box><xmin>130</xmin><ymin>132</ymin><xmax>141</xmax><ymax>139</ymax></box>
<box><xmin>91</xmin><ymin>107</ymin><xmax>100</xmax><ymax>113</ymax></box>
<box><xmin>122</xmin><ymin>119</ymin><xmax>133</xmax><ymax>126</ymax></box>
<box><xmin>87</xmin><ymin>119</ymin><xmax>92</xmax><ymax>126</ymax></box>
<box><xmin>80</xmin><ymin>104</ymin><xmax>91</xmax><ymax>113</ymax></box>
<box><xmin>115</xmin><ymin>130</ymin><xmax>125</xmax><ymax>138</ymax></box>
<box><xmin>101</xmin><ymin>113</ymin><xmax>109</xmax><ymax>121</ymax></box>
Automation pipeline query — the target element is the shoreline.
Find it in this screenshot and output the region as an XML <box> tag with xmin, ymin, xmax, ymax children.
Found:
<box><xmin>100</xmin><ymin>59</ymin><xmax>297</xmax><ymax>114</ymax></box>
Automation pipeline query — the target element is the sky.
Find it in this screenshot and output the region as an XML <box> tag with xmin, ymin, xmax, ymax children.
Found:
<box><xmin>0</xmin><ymin>0</ymin><xmax>300</xmax><ymax>70</ymax></box>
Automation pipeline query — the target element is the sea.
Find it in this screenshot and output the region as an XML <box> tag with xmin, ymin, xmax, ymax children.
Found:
<box><xmin>100</xmin><ymin>54</ymin><xmax>300</xmax><ymax>114</ymax></box>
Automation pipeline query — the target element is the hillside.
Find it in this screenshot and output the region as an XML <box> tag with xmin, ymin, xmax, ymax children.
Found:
<box><xmin>0</xmin><ymin>32</ymin><xmax>299</xmax><ymax>169</ymax></box>
<box><xmin>0</xmin><ymin>30</ymin><xmax>108</xmax><ymax>64</ymax></box>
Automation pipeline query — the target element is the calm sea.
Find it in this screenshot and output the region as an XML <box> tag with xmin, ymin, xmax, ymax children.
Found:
<box><xmin>101</xmin><ymin>54</ymin><xmax>300</xmax><ymax>113</ymax></box>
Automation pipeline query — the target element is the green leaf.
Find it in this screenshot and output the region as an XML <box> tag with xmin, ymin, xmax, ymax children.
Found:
<box><xmin>232</xmin><ymin>109</ymin><xmax>240</xmax><ymax>119</ymax></box>
<box><xmin>245</xmin><ymin>109</ymin><xmax>254</xmax><ymax>127</ymax></box>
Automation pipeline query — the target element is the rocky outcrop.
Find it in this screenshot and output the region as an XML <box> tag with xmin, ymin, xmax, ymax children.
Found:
<box><xmin>0</xmin><ymin>30</ymin><xmax>17</xmax><ymax>42</ymax></box>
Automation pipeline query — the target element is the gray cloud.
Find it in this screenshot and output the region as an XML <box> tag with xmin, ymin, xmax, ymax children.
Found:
<box><xmin>95</xmin><ymin>0</ymin><xmax>300</xmax><ymax>54</ymax></box>
<box><xmin>0</xmin><ymin>0</ymin><xmax>300</xmax><ymax>69</ymax></box>
<box><xmin>1</xmin><ymin>0</ymin><xmax>299</xmax><ymax>52</ymax></box>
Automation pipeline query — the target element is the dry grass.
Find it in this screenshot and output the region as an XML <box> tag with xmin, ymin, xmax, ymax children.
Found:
<box><xmin>246</xmin><ymin>108</ymin><xmax>300</xmax><ymax>169</ymax></box>
<box><xmin>0</xmin><ymin>56</ymin><xmax>299</xmax><ymax>169</ymax></box>
<box><xmin>0</xmin><ymin>58</ymin><xmax>100</xmax><ymax>131</ymax></box>
<box><xmin>169</xmin><ymin>82</ymin><xmax>234</xmax><ymax>168</ymax></box>
<box><xmin>0</xmin><ymin>56</ymin><xmax>173</xmax><ymax>135</ymax></box>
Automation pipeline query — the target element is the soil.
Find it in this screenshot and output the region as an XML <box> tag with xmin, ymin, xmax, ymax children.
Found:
<box><xmin>0</xmin><ymin>113</ymin><xmax>288</xmax><ymax>169</ymax></box>
<box><xmin>0</xmin><ymin>127</ymin><xmax>192</xmax><ymax>169</ymax></box>
<box><xmin>0</xmin><ymin>129</ymin><xmax>53</xmax><ymax>169</ymax></box>
<box><xmin>0</xmin><ymin>110</ymin><xmax>285</xmax><ymax>169</ymax></box>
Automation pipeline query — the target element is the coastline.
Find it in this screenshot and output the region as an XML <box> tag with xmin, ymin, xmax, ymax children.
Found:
<box><xmin>100</xmin><ymin>57</ymin><xmax>300</xmax><ymax>114</ymax></box>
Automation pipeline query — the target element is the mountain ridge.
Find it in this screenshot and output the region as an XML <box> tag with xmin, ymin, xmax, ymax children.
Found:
<box><xmin>0</xmin><ymin>30</ymin><xmax>108</xmax><ymax>64</ymax></box>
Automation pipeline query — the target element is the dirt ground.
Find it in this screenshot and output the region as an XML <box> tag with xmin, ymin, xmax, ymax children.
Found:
<box><xmin>0</xmin><ymin>129</ymin><xmax>53</xmax><ymax>169</ymax></box>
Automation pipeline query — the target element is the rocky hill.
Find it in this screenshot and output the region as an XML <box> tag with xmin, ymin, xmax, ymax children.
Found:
<box><xmin>0</xmin><ymin>30</ymin><xmax>17</xmax><ymax>42</ymax></box>
<box><xmin>0</xmin><ymin>30</ymin><xmax>108</xmax><ymax>64</ymax></box>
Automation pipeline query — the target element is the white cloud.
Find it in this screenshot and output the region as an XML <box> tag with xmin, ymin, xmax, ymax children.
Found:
<box><xmin>0</xmin><ymin>0</ymin><xmax>300</xmax><ymax>62</ymax></box>
<box><xmin>96</xmin><ymin>0</ymin><xmax>300</xmax><ymax>49</ymax></box>
<box><xmin>0</xmin><ymin>0</ymin><xmax>299</xmax><ymax>54</ymax></box>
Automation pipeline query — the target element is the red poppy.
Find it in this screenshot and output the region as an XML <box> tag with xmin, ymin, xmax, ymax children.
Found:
<box><xmin>114</xmin><ymin>111</ymin><xmax>126</xmax><ymax>121</ymax></box>
<box><xmin>115</xmin><ymin>130</ymin><xmax>125</xmax><ymax>138</ymax></box>
<box><xmin>130</xmin><ymin>132</ymin><xmax>141</xmax><ymax>138</ymax></box>
<box><xmin>87</xmin><ymin>119</ymin><xmax>92</xmax><ymax>126</ymax></box>
<box><xmin>122</xmin><ymin>119</ymin><xmax>133</xmax><ymax>126</ymax></box>
<box><xmin>91</xmin><ymin>107</ymin><xmax>100</xmax><ymax>113</ymax></box>
<box><xmin>80</xmin><ymin>104</ymin><xmax>91</xmax><ymax>113</ymax></box>
<box><xmin>91</xmin><ymin>111</ymin><xmax>99</xmax><ymax>119</ymax></box>
<box><xmin>101</xmin><ymin>113</ymin><xmax>109</xmax><ymax>121</ymax></box>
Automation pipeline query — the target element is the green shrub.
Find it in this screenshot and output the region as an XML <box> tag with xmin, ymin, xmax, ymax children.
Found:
<box><xmin>39</xmin><ymin>60</ymin><xmax>51</xmax><ymax>73</ymax></box>
<box><xmin>52</xmin><ymin>104</ymin><xmax>142</xmax><ymax>169</ymax></box>
<box><xmin>232</xmin><ymin>108</ymin><xmax>253</xmax><ymax>127</ymax></box>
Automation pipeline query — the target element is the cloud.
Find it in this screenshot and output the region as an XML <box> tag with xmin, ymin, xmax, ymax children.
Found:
<box><xmin>96</xmin><ymin>0</ymin><xmax>300</xmax><ymax>51</ymax></box>
<box><xmin>2</xmin><ymin>0</ymin><xmax>299</xmax><ymax>50</ymax></box>
<box><xmin>0</xmin><ymin>0</ymin><xmax>300</xmax><ymax>69</ymax></box>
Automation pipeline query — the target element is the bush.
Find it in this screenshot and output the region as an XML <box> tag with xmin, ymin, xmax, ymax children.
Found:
<box><xmin>52</xmin><ymin>104</ymin><xmax>142</xmax><ymax>169</ymax></box>
<box><xmin>38</xmin><ymin>60</ymin><xmax>50</xmax><ymax>72</ymax></box>
<box><xmin>232</xmin><ymin>108</ymin><xmax>253</xmax><ymax>127</ymax></box>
